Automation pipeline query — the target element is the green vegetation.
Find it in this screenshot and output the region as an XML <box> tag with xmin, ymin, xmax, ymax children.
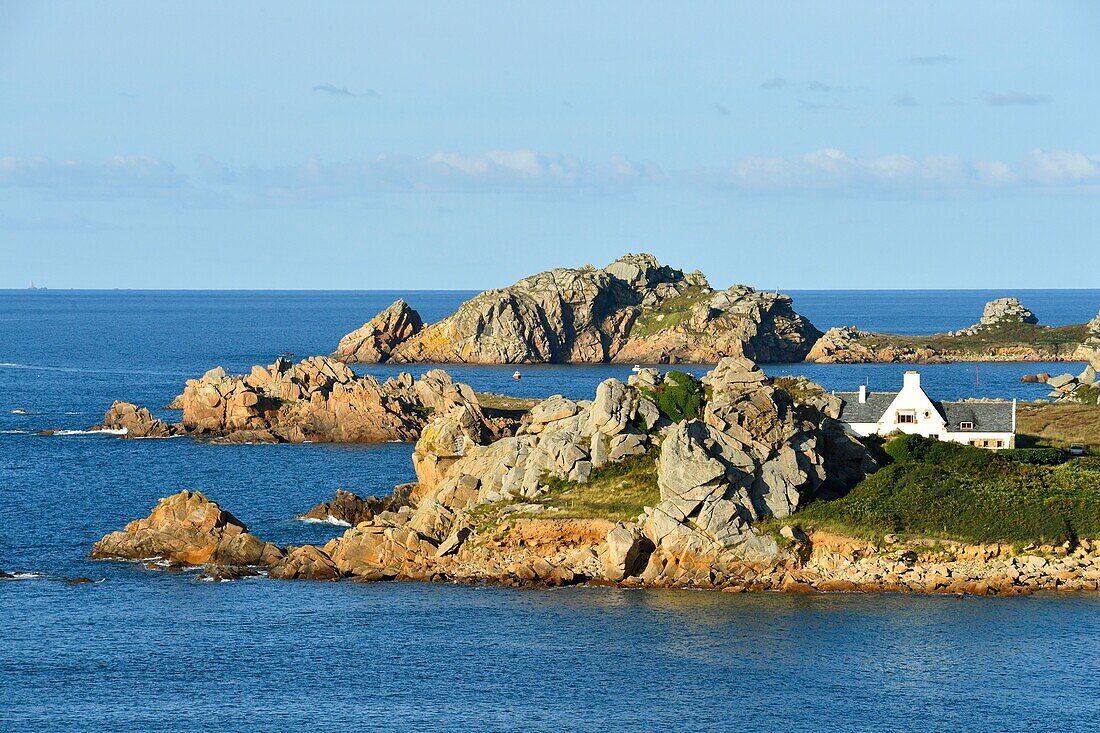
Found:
<box><xmin>539</xmin><ymin>447</ymin><xmax>661</xmax><ymax>521</ymax></box>
<box><xmin>1000</xmin><ymin>448</ymin><xmax>1068</xmax><ymax>466</ymax></box>
<box><xmin>1072</xmin><ymin>384</ymin><xmax>1100</xmax><ymax>405</ymax></box>
<box><xmin>1016</xmin><ymin>401</ymin><xmax>1100</xmax><ymax>452</ymax></box>
<box><xmin>407</xmin><ymin>404</ymin><xmax>435</xmax><ymax>421</ymax></box>
<box><xmin>628</xmin><ymin>286</ymin><xmax>711</xmax><ymax>337</ymax></box>
<box><xmin>858</xmin><ymin>322</ymin><xmax>1089</xmax><ymax>357</ymax></box>
<box><xmin>788</xmin><ymin>434</ymin><xmax>1100</xmax><ymax>544</ymax></box>
<box><xmin>638</xmin><ymin>370</ymin><xmax>705</xmax><ymax>423</ymax></box>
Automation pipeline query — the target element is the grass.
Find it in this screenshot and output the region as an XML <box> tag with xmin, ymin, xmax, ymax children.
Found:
<box><xmin>1016</xmin><ymin>401</ymin><xmax>1100</xmax><ymax>451</ymax></box>
<box><xmin>538</xmin><ymin>447</ymin><xmax>661</xmax><ymax>521</ymax></box>
<box><xmin>475</xmin><ymin>392</ymin><xmax>540</xmax><ymax>412</ymax></box>
<box><xmin>628</xmin><ymin>286</ymin><xmax>711</xmax><ymax>338</ymax></box>
<box><xmin>857</xmin><ymin>322</ymin><xmax>1089</xmax><ymax>356</ymax></box>
<box><xmin>772</xmin><ymin>376</ymin><xmax>826</xmax><ymax>404</ymax></box>
<box><xmin>784</xmin><ymin>434</ymin><xmax>1100</xmax><ymax>545</ymax></box>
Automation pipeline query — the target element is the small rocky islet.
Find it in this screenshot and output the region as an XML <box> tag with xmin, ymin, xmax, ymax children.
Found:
<box><xmin>329</xmin><ymin>253</ymin><xmax>1100</xmax><ymax>366</ymax></box>
<box><xmin>91</xmin><ymin>357</ymin><xmax>1100</xmax><ymax>594</ymax></box>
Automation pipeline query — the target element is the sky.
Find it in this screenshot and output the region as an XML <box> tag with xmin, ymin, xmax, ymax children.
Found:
<box><xmin>1</xmin><ymin>1</ymin><xmax>1099</xmax><ymax>290</ymax></box>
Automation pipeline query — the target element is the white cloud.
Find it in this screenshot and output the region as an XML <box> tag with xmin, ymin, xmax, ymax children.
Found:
<box><xmin>0</xmin><ymin>155</ymin><xmax>184</xmax><ymax>194</ymax></box>
<box><xmin>4</xmin><ymin>149</ymin><xmax>1100</xmax><ymax>202</ymax></box>
<box><xmin>687</xmin><ymin>148</ymin><xmax>1100</xmax><ymax>193</ymax></box>
<box><xmin>204</xmin><ymin>151</ymin><xmax>663</xmax><ymax>201</ymax></box>
<box><xmin>983</xmin><ymin>90</ymin><xmax>1052</xmax><ymax>106</ymax></box>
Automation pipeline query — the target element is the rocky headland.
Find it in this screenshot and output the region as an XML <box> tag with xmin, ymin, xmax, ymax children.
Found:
<box><xmin>91</xmin><ymin>357</ymin><xmax>1100</xmax><ymax>594</ymax></box>
<box><xmin>93</xmin><ymin>355</ymin><xmax>509</xmax><ymax>444</ymax></box>
<box><xmin>807</xmin><ymin>298</ymin><xmax>1097</xmax><ymax>364</ymax></box>
<box><xmin>333</xmin><ymin>253</ymin><xmax>822</xmax><ymax>365</ymax></box>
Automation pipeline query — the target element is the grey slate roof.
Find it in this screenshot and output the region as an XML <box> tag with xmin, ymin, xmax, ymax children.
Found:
<box><xmin>835</xmin><ymin>392</ymin><xmax>898</xmax><ymax>424</ymax></box>
<box><xmin>937</xmin><ymin>401</ymin><xmax>1015</xmax><ymax>433</ymax></box>
<box><xmin>835</xmin><ymin>391</ymin><xmax>1014</xmax><ymax>432</ymax></box>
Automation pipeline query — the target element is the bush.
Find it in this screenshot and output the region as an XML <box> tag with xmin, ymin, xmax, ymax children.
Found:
<box><xmin>639</xmin><ymin>371</ymin><xmax>705</xmax><ymax>423</ymax></box>
<box><xmin>793</xmin><ymin>437</ymin><xmax>1100</xmax><ymax>544</ymax></box>
<box><xmin>1001</xmin><ymin>448</ymin><xmax>1068</xmax><ymax>466</ymax></box>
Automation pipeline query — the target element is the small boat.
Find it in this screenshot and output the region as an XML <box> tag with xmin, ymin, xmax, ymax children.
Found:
<box><xmin>631</xmin><ymin>365</ymin><xmax>642</xmax><ymax>373</ymax></box>
<box><xmin>11</xmin><ymin>408</ymin><xmax>29</xmax><ymax>415</ymax></box>
<box><xmin>512</xmin><ymin>370</ymin><xmax>522</xmax><ymax>380</ymax></box>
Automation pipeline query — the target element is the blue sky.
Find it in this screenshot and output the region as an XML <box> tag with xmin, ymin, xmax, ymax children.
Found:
<box><xmin>2</xmin><ymin>1</ymin><xmax>1099</xmax><ymax>289</ymax></box>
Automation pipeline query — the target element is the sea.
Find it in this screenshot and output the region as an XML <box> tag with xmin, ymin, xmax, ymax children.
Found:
<box><xmin>2</xmin><ymin>289</ymin><xmax>1099</xmax><ymax>732</ymax></box>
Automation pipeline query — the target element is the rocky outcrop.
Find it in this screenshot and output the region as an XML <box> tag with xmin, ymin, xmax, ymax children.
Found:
<box><xmin>1045</xmin><ymin>349</ymin><xmax>1100</xmax><ymax>404</ymax></box>
<box><xmin>269</xmin><ymin>545</ymin><xmax>341</xmax><ymax>580</ymax></box>
<box><xmin>334</xmin><ymin>253</ymin><xmax>821</xmax><ymax>364</ymax></box>
<box><xmin>978</xmin><ymin>297</ymin><xmax>1038</xmax><ymax>327</ymax></box>
<box><xmin>805</xmin><ymin>326</ymin><xmax>876</xmax><ymax>363</ymax></box>
<box><xmin>174</xmin><ymin>357</ymin><xmax>494</xmax><ymax>443</ymax></box>
<box><xmin>808</xmin><ymin>298</ymin><xmax>1094</xmax><ymax>364</ymax></box>
<box><xmin>296</xmin><ymin>487</ymin><xmax>413</xmax><ymax>527</ymax></box>
<box><xmin>92</xmin><ymin>401</ymin><xmax>177</xmax><ymax>438</ymax></box>
<box><xmin>637</xmin><ymin>357</ymin><xmax>876</xmax><ymax>582</ymax></box>
<box><xmin>333</xmin><ymin>299</ymin><xmax>423</xmax><ymax>363</ymax></box>
<box><xmin>89</xmin><ymin>491</ymin><xmax>283</xmax><ymax>567</ymax></box>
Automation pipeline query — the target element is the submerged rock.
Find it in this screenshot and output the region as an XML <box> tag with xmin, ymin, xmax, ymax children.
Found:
<box><xmin>90</xmin><ymin>490</ymin><xmax>284</xmax><ymax>567</ymax></box>
<box><xmin>335</xmin><ymin>253</ymin><xmax>821</xmax><ymax>364</ymax></box>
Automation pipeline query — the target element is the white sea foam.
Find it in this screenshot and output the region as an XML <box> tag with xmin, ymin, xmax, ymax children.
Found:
<box><xmin>5</xmin><ymin>572</ymin><xmax>46</xmax><ymax>580</ymax></box>
<box><xmin>52</xmin><ymin>428</ymin><xmax>128</xmax><ymax>436</ymax></box>
<box><xmin>298</xmin><ymin>515</ymin><xmax>352</xmax><ymax>527</ymax></box>
<box><xmin>1</xmin><ymin>429</ymin><xmax>30</xmax><ymax>434</ymax></box>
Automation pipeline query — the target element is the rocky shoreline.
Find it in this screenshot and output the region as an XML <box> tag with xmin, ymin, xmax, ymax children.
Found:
<box><xmin>89</xmin><ymin>356</ymin><xmax>1100</xmax><ymax>595</ymax></box>
<box><xmin>89</xmin><ymin>490</ymin><xmax>1100</xmax><ymax>594</ymax></box>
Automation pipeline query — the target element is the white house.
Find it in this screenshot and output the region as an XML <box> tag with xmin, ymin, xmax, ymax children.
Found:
<box><xmin>835</xmin><ymin>371</ymin><xmax>1016</xmax><ymax>449</ymax></box>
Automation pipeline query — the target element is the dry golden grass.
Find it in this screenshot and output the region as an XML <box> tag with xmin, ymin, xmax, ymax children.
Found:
<box><xmin>1016</xmin><ymin>401</ymin><xmax>1100</xmax><ymax>451</ymax></box>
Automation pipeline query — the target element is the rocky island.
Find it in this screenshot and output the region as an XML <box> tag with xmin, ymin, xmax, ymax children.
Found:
<box><xmin>93</xmin><ymin>355</ymin><xmax>515</xmax><ymax>444</ymax></box>
<box><xmin>92</xmin><ymin>356</ymin><xmax>1100</xmax><ymax>594</ymax></box>
<box><xmin>808</xmin><ymin>298</ymin><xmax>1098</xmax><ymax>364</ymax></box>
<box><xmin>334</xmin><ymin>253</ymin><xmax>822</xmax><ymax>364</ymax></box>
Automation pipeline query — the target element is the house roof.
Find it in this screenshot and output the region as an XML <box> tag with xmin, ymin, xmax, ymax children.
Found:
<box><xmin>835</xmin><ymin>391</ymin><xmax>1014</xmax><ymax>432</ymax></box>
<box><xmin>835</xmin><ymin>391</ymin><xmax>898</xmax><ymax>424</ymax></box>
<box><xmin>937</xmin><ymin>401</ymin><xmax>1015</xmax><ymax>433</ymax></box>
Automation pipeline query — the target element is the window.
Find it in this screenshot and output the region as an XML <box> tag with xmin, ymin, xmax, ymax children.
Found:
<box><xmin>896</xmin><ymin>410</ymin><xmax>916</xmax><ymax>424</ymax></box>
<box><xmin>959</xmin><ymin>421</ymin><xmax>974</xmax><ymax>430</ymax></box>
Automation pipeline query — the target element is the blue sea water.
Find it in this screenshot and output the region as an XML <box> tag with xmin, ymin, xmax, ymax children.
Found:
<box><xmin>2</xmin><ymin>289</ymin><xmax>1100</xmax><ymax>732</ymax></box>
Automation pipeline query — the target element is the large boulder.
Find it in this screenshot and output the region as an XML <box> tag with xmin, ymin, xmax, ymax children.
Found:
<box><xmin>979</xmin><ymin>297</ymin><xmax>1038</xmax><ymax>326</ymax></box>
<box><xmin>639</xmin><ymin>357</ymin><xmax>874</xmax><ymax>575</ymax></box>
<box><xmin>343</xmin><ymin>254</ymin><xmax>819</xmax><ymax>364</ymax></box>
<box><xmin>269</xmin><ymin>545</ymin><xmax>341</xmax><ymax>580</ymax></box>
<box><xmin>89</xmin><ymin>491</ymin><xmax>283</xmax><ymax>567</ymax></box>
<box><xmin>296</xmin><ymin>488</ymin><xmax>411</xmax><ymax>527</ymax></box>
<box><xmin>333</xmin><ymin>299</ymin><xmax>423</xmax><ymax>363</ymax></box>
<box><xmin>94</xmin><ymin>401</ymin><xmax>177</xmax><ymax>438</ymax></box>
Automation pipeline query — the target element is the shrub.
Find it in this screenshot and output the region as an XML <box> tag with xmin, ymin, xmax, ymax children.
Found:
<box><xmin>1001</xmin><ymin>448</ymin><xmax>1068</xmax><ymax>466</ymax></box>
<box><xmin>792</xmin><ymin>437</ymin><xmax>1100</xmax><ymax>544</ymax></box>
<box><xmin>639</xmin><ymin>371</ymin><xmax>705</xmax><ymax>423</ymax></box>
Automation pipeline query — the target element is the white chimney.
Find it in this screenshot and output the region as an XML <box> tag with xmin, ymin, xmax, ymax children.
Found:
<box><xmin>858</xmin><ymin>385</ymin><xmax>867</xmax><ymax>403</ymax></box>
<box><xmin>903</xmin><ymin>370</ymin><xmax>921</xmax><ymax>390</ymax></box>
